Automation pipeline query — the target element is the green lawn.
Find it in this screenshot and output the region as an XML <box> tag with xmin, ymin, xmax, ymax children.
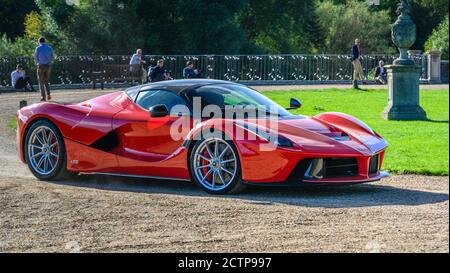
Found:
<box><xmin>264</xmin><ymin>88</ymin><xmax>449</xmax><ymax>175</ymax></box>
<box><xmin>8</xmin><ymin>117</ymin><xmax>16</xmax><ymax>130</ymax></box>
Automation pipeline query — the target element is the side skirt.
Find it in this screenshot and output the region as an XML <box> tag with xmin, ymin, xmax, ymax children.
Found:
<box><xmin>81</xmin><ymin>172</ymin><xmax>192</xmax><ymax>182</ymax></box>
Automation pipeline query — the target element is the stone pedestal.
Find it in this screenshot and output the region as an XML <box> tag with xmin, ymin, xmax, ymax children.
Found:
<box><xmin>383</xmin><ymin>65</ymin><xmax>427</xmax><ymax>120</ymax></box>
<box><xmin>427</xmin><ymin>51</ymin><xmax>442</xmax><ymax>83</ymax></box>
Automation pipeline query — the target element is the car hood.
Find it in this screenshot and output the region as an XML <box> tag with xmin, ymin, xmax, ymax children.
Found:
<box><xmin>242</xmin><ymin>116</ymin><xmax>386</xmax><ymax>156</ymax></box>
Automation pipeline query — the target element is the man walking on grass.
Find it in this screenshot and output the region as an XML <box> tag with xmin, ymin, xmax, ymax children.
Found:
<box><xmin>34</xmin><ymin>37</ymin><xmax>53</xmax><ymax>101</ymax></box>
<box><xmin>352</xmin><ymin>38</ymin><xmax>365</xmax><ymax>89</ymax></box>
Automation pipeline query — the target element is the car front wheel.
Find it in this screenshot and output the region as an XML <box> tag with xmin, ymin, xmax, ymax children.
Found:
<box><xmin>25</xmin><ymin>120</ymin><xmax>71</xmax><ymax>180</ymax></box>
<box><xmin>190</xmin><ymin>138</ymin><xmax>246</xmax><ymax>194</ymax></box>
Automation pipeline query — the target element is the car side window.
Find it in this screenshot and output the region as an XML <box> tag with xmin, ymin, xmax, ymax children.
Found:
<box><xmin>135</xmin><ymin>89</ymin><xmax>186</xmax><ymax>112</ymax></box>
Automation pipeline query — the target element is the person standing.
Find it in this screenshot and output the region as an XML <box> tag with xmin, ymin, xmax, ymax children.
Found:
<box><xmin>352</xmin><ymin>38</ymin><xmax>365</xmax><ymax>88</ymax></box>
<box><xmin>34</xmin><ymin>37</ymin><xmax>53</xmax><ymax>101</ymax></box>
<box><xmin>130</xmin><ymin>49</ymin><xmax>147</xmax><ymax>83</ymax></box>
<box><xmin>11</xmin><ymin>64</ymin><xmax>35</xmax><ymax>92</ymax></box>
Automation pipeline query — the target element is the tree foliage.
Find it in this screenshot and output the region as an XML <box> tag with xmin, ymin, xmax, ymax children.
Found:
<box><xmin>365</xmin><ymin>0</ymin><xmax>449</xmax><ymax>50</ymax></box>
<box><xmin>24</xmin><ymin>11</ymin><xmax>44</xmax><ymax>39</ymax></box>
<box><xmin>316</xmin><ymin>0</ymin><xmax>394</xmax><ymax>54</ymax></box>
<box><xmin>0</xmin><ymin>0</ymin><xmax>38</xmax><ymax>39</ymax></box>
<box><xmin>238</xmin><ymin>0</ymin><xmax>321</xmax><ymax>54</ymax></box>
<box><xmin>0</xmin><ymin>0</ymin><xmax>448</xmax><ymax>56</ymax></box>
<box><xmin>34</xmin><ymin>0</ymin><xmax>245</xmax><ymax>54</ymax></box>
<box><xmin>425</xmin><ymin>15</ymin><xmax>449</xmax><ymax>60</ymax></box>
<box><xmin>0</xmin><ymin>34</ymin><xmax>36</xmax><ymax>57</ymax></box>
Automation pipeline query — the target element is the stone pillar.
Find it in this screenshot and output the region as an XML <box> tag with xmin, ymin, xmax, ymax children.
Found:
<box><xmin>427</xmin><ymin>51</ymin><xmax>442</xmax><ymax>83</ymax></box>
<box><xmin>383</xmin><ymin>65</ymin><xmax>427</xmax><ymax>120</ymax></box>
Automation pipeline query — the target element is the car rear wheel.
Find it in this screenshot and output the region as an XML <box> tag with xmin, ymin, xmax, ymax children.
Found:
<box><xmin>190</xmin><ymin>137</ymin><xmax>246</xmax><ymax>194</ymax></box>
<box><xmin>25</xmin><ymin>120</ymin><xmax>71</xmax><ymax>180</ymax></box>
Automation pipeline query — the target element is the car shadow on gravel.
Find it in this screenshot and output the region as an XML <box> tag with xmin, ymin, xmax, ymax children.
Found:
<box><xmin>50</xmin><ymin>174</ymin><xmax>449</xmax><ymax>208</ymax></box>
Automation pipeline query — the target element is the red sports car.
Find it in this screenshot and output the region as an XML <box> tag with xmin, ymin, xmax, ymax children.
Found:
<box><xmin>16</xmin><ymin>79</ymin><xmax>388</xmax><ymax>194</ymax></box>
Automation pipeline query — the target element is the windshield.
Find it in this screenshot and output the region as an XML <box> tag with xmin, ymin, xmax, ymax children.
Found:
<box><xmin>186</xmin><ymin>84</ymin><xmax>291</xmax><ymax>117</ymax></box>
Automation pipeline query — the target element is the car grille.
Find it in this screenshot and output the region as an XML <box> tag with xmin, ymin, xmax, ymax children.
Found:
<box><xmin>286</xmin><ymin>158</ymin><xmax>359</xmax><ymax>182</ymax></box>
<box><xmin>324</xmin><ymin>158</ymin><xmax>358</xmax><ymax>178</ymax></box>
<box><xmin>368</xmin><ymin>154</ymin><xmax>380</xmax><ymax>175</ymax></box>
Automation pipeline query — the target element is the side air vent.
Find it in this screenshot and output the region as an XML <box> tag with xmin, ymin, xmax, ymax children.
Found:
<box><xmin>368</xmin><ymin>154</ymin><xmax>380</xmax><ymax>175</ymax></box>
<box><xmin>90</xmin><ymin>131</ymin><xmax>119</xmax><ymax>152</ymax></box>
<box><xmin>285</xmin><ymin>159</ymin><xmax>314</xmax><ymax>184</ymax></box>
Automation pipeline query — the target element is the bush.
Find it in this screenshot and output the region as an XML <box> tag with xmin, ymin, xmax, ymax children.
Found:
<box><xmin>0</xmin><ymin>34</ymin><xmax>35</xmax><ymax>57</ymax></box>
<box><xmin>425</xmin><ymin>15</ymin><xmax>449</xmax><ymax>60</ymax></box>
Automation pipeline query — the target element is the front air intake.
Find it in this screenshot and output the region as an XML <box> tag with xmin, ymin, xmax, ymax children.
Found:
<box><xmin>324</xmin><ymin>158</ymin><xmax>358</xmax><ymax>178</ymax></box>
<box><xmin>368</xmin><ymin>154</ymin><xmax>380</xmax><ymax>175</ymax></box>
<box><xmin>303</xmin><ymin>158</ymin><xmax>358</xmax><ymax>179</ymax></box>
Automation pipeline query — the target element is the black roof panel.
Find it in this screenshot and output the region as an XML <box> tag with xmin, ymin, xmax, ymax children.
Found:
<box><xmin>133</xmin><ymin>79</ymin><xmax>237</xmax><ymax>93</ymax></box>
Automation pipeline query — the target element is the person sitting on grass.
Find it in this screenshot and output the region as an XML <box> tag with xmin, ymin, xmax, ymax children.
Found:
<box><xmin>11</xmin><ymin>65</ymin><xmax>35</xmax><ymax>92</ymax></box>
<box><xmin>375</xmin><ymin>60</ymin><xmax>388</xmax><ymax>85</ymax></box>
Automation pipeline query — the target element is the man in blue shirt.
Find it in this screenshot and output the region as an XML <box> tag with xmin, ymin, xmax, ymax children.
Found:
<box><xmin>33</xmin><ymin>37</ymin><xmax>54</xmax><ymax>101</ymax></box>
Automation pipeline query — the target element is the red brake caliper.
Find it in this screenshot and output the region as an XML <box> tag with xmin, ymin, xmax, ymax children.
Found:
<box><xmin>201</xmin><ymin>149</ymin><xmax>212</xmax><ymax>180</ymax></box>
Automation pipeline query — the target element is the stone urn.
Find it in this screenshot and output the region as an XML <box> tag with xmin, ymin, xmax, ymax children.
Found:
<box><xmin>391</xmin><ymin>0</ymin><xmax>416</xmax><ymax>65</ymax></box>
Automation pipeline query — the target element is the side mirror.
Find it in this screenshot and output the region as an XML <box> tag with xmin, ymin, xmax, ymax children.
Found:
<box><xmin>149</xmin><ymin>104</ymin><xmax>169</xmax><ymax>117</ymax></box>
<box><xmin>286</xmin><ymin>98</ymin><xmax>302</xmax><ymax>110</ymax></box>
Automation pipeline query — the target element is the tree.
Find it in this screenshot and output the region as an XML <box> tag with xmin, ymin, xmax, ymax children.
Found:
<box><xmin>365</xmin><ymin>0</ymin><xmax>449</xmax><ymax>50</ymax></box>
<box><xmin>35</xmin><ymin>0</ymin><xmax>148</xmax><ymax>54</ymax></box>
<box><xmin>34</xmin><ymin>0</ymin><xmax>246</xmax><ymax>55</ymax></box>
<box><xmin>0</xmin><ymin>0</ymin><xmax>39</xmax><ymax>39</ymax></box>
<box><xmin>316</xmin><ymin>0</ymin><xmax>395</xmax><ymax>54</ymax></box>
<box><xmin>25</xmin><ymin>11</ymin><xmax>44</xmax><ymax>39</ymax></box>
<box><xmin>425</xmin><ymin>15</ymin><xmax>449</xmax><ymax>60</ymax></box>
<box><xmin>238</xmin><ymin>0</ymin><xmax>321</xmax><ymax>54</ymax></box>
<box><xmin>174</xmin><ymin>0</ymin><xmax>246</xmax><ymax>54</ymax></box>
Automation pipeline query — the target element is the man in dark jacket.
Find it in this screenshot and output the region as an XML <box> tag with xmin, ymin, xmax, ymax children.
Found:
<box><xmin>183</xmin><ymin>61</ymin><xmax>201</xmax><ymax>79</ymax></box>
<box><xmin>374</xmin><ymin>60</ymin><xmax>388</xmax><ymax>84</ymax></box>
<box><xmin>352</xmin><ymin>38</ymin><xmax>365</xmax><ymax>88</ymax></box>
<box><xmin>149</xmin><ymin>59</ymin><xmax>168</xmax><ymax>82</ymax></box>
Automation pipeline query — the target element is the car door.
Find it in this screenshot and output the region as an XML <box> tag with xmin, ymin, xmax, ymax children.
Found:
<box><xmin>112</xmin><ymin>89</ymin><xmax>192</xmax><ymax>162</ymax></box>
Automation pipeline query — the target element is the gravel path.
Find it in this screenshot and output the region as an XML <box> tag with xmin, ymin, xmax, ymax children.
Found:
<box><xmin>0</xmin><ymin>88</ymin><xmax>448</xmax><ymax>253</ymax></box>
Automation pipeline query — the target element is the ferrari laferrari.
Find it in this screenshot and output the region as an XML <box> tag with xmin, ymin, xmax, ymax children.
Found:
<box><xmin>16</xmin><ymin>79</ymin><xmax>388</xmax><ymax>194</ymax></box>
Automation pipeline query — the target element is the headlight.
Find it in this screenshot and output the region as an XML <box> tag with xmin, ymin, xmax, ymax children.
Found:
<box><xmin>235</xmin><ymin>121</ymin><xmax>293</xmax><ymax>148</ymax></box>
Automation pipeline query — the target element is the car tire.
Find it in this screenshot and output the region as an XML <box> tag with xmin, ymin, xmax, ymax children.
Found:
<box><xmin>189</xmin><ymin>137</ymin><xmax>246</xmax><ymax>194</ymax></box>
<box><xmin>24</xmin><ymin>119</ymin><xmax>72</xmax><ymax>180</ymax></box>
